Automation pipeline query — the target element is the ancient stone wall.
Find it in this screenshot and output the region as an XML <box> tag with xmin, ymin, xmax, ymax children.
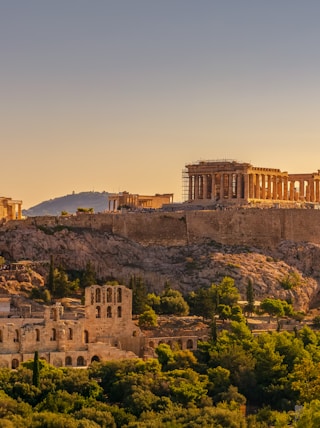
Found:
<box><xmin>8</xmin><ymin>208</ymin><xmax>320</xmax><ymax>248</ymax></box>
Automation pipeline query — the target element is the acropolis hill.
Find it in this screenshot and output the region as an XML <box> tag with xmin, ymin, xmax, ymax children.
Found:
<box><xmin>2</xmin><ymin>160</ymin><xmax>320</xmax><ymax>310</ymax></box>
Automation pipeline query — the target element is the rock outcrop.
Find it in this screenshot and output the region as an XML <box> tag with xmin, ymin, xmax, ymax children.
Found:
<box><xmin>0</xmin><ymin>212</ymin><xmax>320</xmax><ymax>311</ymax></box>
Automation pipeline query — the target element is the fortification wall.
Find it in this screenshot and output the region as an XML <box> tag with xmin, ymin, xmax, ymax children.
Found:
<box><xmin>8</xmin><ymin>209</ymin><xmax>320</xmax><ymax>248</ymax></box>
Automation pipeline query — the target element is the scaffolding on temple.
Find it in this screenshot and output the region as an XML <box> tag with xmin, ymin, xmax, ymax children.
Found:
<box><xmin>181</xmin><ymin>167</ymin><xmax>189</xmax><ymax>202</ymax></box>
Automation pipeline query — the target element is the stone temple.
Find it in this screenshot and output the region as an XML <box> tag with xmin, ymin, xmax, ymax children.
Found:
<box><xmin>183</xmin><ymin>160</ymin><xmax>320</xmax><ymax>207</ymax></box>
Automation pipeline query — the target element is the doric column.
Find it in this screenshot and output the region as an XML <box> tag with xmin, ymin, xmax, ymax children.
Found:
<box><xmin>188</xmin><ymin>176</ymin><xmax>193</xmax><ymax>200</ymax></box>
<box><xmin>289</xmin><ymin>181</ymin><xmax>294</xmax><ymax>201</ymax></box>
<box><xmin>261</xmin><ymin>174</ymin><xmax>266</xmax><ymax>199</ymax></box>
<box><xmin>248</xmin><ymin>174</ymin><xmax>254</xmax><ymax>198</ymax></box>
<box><xmin>273</xmin><ymin>176</ymin><xmax>278</xmax><ymax>200</ymax></box>
<box><xmin>278</xmin><ymin>177</ymin><xmax>283</xmax><ymax>200</ymax></box>
<box><xmin>299</xmin><ymin>179</ymin><xmax>305</xmax><ymax>201</ymax></box>
<box><xmin>309</xmin><ymin>179</ymin><xmax>315</xmax><ymax>202</ymax></box>
<box><xmin>283</xmin><ymin>177</ymin><xmax>288</xmax><ymax>200</ymax></box>
<box><xmin>203</xmin><ymin>175</ymin><xmax>208</xmax><ymax>200</ymax></box>
<box><xmin>244</xmin><ymin>174</ymin><xmax>249</xmax><ymax>200</ymax></box>
<box><xmin>316</xmin><ymin>180</ymin><xmax>320</xmax><ymax>203</ymax></box>
<box><xmin>228</xmin><ymin>174</ymin><xmax>233</xmax><ymax>199</ymax></box>
<box><xmin>267</xmin><ymin>175</ymin><xmax>272</xmax><ymax>199</ymax></box>
<box><xmin>255</xmin><ymin>174</ymin><xmax>260</xmax><ymax>199</ymax></box>
<box><xmin>237</xmin><ymin>174</ymin><xmax>242</xmax><ymax>199</ymax></box>
<box><xmin>211</xmin><ymin>174</ymin><xmax>216</xmax><ymax>200</ymax></box>
<box><xmin>194</xmin><ymin>175</ymin><xmax>199</xmax><ymax>199</ymax></box>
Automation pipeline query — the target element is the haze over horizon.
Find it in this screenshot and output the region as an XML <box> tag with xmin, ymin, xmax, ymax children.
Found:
<box><xmin>2</xmin><ymin>1</ymin><xmax>320</xmax><ymax>209</ymax></box>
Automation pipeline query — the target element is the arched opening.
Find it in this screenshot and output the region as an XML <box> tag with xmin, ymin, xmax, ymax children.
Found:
<box><xmin>77</xmin><ymin>356</ymin><xmax>85</xmax><ymax>367</ymax></box>
<box><xmin>177</xmin><ymin>339</ymin><xmax>183</xmax><ymax>349</ymax></box>
<box><xmin>51</xmin><ymin>328</ymin><xmax>56</xmax><ymax>341</ymax></box>
<box><xmin>96</xmin><ymin>306</ymin><xmax>101</xmax><ymax>318</ymax></box>
<box><xmin>65</xmin><ymin>356</ymin><xmax>72</xmax><ymax>366</ymax></box>
<box><xmin>68</xmin><ymin>328</ymin><xmax>73</xmax><ymax>340</ymax></box>
<box><xmin>107</xmin><ymin>287</ymin><xmax>112</xmax><ymax>303</ymax></box>
<box><xmin>11</xmin><ymin>359</ymin><xmax>19</xmax><ymax>369</ymax></box>
<box><xmin>84</xmin><ymin>330</ymin><xmax>89</xmax><ymax>344</ymax></box>
<box><xmin>107</xmin><ymin>306</ymin><xmax>112</xmax><ymax>318</ymax></box>
<box><xmin>35</xmin><ymin>329</ymin><xmax>40</xmax><ymax>342</ymax></box>
<box><xmin>117</xmin><ymin>306</ymin><xmax>122</xmax><ymax>318</ymax></box>
<box><xmin>149</xmin><ymin>341</ymin><xmax>154</xmax><ymax>348</ymax></box>
<box><xmin>14</xmin><ymin>330</ymin><xmax>19</xmax><ymax>343</ymax></box>
<box><xmin>117</xmin><ymin>288</ymin><xmax>122</xmax><ymax>303</ymax></box>
<box><xmin>91</xmin><ymin>355</ymin><xmax>100</xmax><ymax>363</ymax></box>
<box><xmin>187</xmin><ymin>339</ymin><xmax>193</xmax><ymax>349</ymax></box>
<box><xmin>95</xmin><ymin>288</ymin><xmax>101</xmax><ymax>303</ymax></box>
<box><xmin>0</xmin><ymin>330</ymin><xmax>3</xmax><ymax>343</ymax></box>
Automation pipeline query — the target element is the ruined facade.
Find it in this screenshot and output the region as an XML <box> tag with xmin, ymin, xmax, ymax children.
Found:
<box><xmin>184</xmin><ymin>160</ymin><xmax>320</xmax><ymax>207</ymax></box>
<box><xmin>0</xmin><ymin>197</ymin><xmax>22</xmax><ymax>221</ymax></box>
<box><xmin>107</xmin><ymin>191</ymin><xmax>174</xmax><ymax>211</ymax></box>
<box><xmin>0</xmin><ymin>284</ymin><xmax>200</xmax><ymax>369</ymax></box>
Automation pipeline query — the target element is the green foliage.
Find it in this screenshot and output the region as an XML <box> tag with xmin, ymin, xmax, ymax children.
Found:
<box><xmin>32</xmin><ymin>351</ymin><xmax>40</xmax><ymax>388</ymax></box>
<box><xmin>81</xmin><ymin>261</ymin><xmax>97</xmax><ymax>288</ymax></box>
<box><xmin>280</xmin><ymin>271</ymin><xmax>302</xmax><ymax>290</ymax></box>
<box><xmin>245</xmin><ymin>278</ymin><xmax>255</xmax><ymax>315</ymax></box>
<box><xmin>129</xmin><ymin>276</ymin><xmax>148</xmax><ymax>315</ymax></box>
<box><xmin>160</xmin><ymin>287</ymin><xmax>189</xmax><ymax>316</ymax></box>
<box><xmin>77</xmin><ymin>207</ymin><xmax>94</xmax><ymax>213</ymax></box>
<box><xmin>260</xmin><ymin>298</ymin><xmax>294</xmax><ymax>320</ymax></box>
<box><xmin>138</xmin><ymin>307</ymin><xmax>158</xmax><ymax>328</ymax></box>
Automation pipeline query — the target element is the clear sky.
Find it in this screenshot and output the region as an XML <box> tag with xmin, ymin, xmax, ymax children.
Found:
<box><xmin>2</xmin><ymin>1</ymin><xmax>320</xmax><ymax>208</ymax></box>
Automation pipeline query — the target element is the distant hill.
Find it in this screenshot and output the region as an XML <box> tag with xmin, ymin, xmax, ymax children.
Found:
<box><xmin>23</xmin><ymin>191</ymin><xmax>109</xmax><ymax>216</ymax></box>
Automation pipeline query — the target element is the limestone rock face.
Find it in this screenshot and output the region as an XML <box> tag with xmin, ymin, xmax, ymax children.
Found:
<box><xmin>0</xmin><ymin>220</ymin><xmax>319</xmax><ymax>311</ymax></box>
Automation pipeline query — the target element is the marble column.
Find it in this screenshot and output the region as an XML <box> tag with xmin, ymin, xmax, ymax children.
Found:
<box><xmin>194</xmin><ymin>176</ymin><xmax>199</xmax><ymax>199</ymax></box>
<box><xmin>211</xmin><ymin>174</ymin><xmax>216</xmax><ymax>200</ymax></box>
<box><xmin>189</xmin><ymin>176</ymin><xmax>193</xmax><ymax>200</ymax></box>
<box><xmin>283</xmin><ymin>177</ymin><xmax>288</xmax><ymax>201</ymax></box>
<box><xmin>267</xmin><ymin>175</ymin><xmax>272</xmax><ymax>199</ymax></box>
<box><xmin>237</xmin><ymin>173</ymin><xmax>242</xmax><ymax>199</ymax></box>
<box><xmin>244</xmin><ymin>174</ymin><xmax>249</xmax><ymax>200</ymax></box>
<box><xmin>272</xmin><ymin>176</ymin><xmax>278</xmax><ymax>200</ymax></box>
<box><xmin>261</xmin><ymin>174</ymin><xmax>266</xmax><ymax>199</ymax></box>
<box><xmin>228</xmin><ymin>174</ymin><xmax>233</xmax><ymax>199</ymax></box>
<box><xmin>255</xmin><ymin>174</ymin><xmax>260</xmax><ymax>199</ymax></box>
<box><xmin>203</xmin><ymin>175</ymin><xmax>208</xmax><ymax>200</ymax></box>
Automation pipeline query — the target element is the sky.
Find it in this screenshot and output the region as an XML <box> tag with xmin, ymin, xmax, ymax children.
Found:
<box><xmin>2</xmin><ymin>1</ymin><xmax>320</xmax><ymax>208</ymax></box>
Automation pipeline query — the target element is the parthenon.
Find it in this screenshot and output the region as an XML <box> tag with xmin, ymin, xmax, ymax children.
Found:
<box><xmin>184</xmin><ymin>160</ymin><xmax>320</xmax><ymax>207</ymax></box>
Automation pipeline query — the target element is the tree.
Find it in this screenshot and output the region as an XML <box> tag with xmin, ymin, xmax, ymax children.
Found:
<box><xmin>129</xmin><ymin>276</ymin><xmax>148</xmax><ymax>315</ymax></box>
<box><xmin>32</xmin><ymin>351</ymin><xmax>40</xmax><ymax>388</ymax></box>
<box><xmin>81</xmin><ymin>261</ymin><xmax>96</xmax><ymax>288</ymax></box>
<box><xmin>160</xmin><ymin>288</ymin><xmax>189</xmax><ymax>316</ymax></box>
<box><xmin>138</xmin><ymin>307</ymin><xmax>158</xmax><ymax>328</ymax></box>
<box><xmin>47</xmin><ymin>255</ymin><xmax>55</xmax><ymax>294</ymax></box>
<box><xmin>245</xmin><ymin>279</ymin><xmax>255</xmax><ymax>316</ymax></box>
<box><xmin>260</xmin><ymin>298</ymin><xmax>285</xmax><ymax>321</ymax></box>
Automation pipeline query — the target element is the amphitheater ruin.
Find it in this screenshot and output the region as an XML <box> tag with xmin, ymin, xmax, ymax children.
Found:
<box><xmin>0</xmin><ymin>284</ymin><xmax>200</xmax><ymax>369</ymax></box>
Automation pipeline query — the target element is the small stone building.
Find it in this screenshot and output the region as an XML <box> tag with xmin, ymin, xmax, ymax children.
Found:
<box><xmin>0</xmin><ymin>197</ymin><xmax>22</xmax><ymax>221</ymax></box>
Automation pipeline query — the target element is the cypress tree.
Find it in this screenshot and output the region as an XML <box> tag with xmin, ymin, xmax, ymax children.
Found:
<box><xmin>32</xmin><ymin>350</ymin><xmax>40</xmax><ymax>388</ymax></box>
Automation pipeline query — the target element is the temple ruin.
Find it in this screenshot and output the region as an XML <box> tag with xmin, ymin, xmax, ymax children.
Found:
<box><xmin>0</xmin><ymin>197</ymin><xmax>22</xmax><ymax>221</ymax></box>
<box><xmin>107</xmin><ymin>191</ymin><xmax>174</xmax><ymax>211</ymax></box>
<box><xmin>183</xmin><ymin>160</ymin><xmax>320</xmax><ymax>207</ymax></box>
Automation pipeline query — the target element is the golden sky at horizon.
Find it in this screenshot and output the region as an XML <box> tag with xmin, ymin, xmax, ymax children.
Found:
<box><xmin>1</xmin><ymin>1</ymin><xmax>320</xmax><ymax>208</ymax></box>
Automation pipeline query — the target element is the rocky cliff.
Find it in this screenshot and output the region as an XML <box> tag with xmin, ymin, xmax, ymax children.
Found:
<box><xmin>1</xmin><ymin>210</ymin><xmax>320</xmax><ymax>311</ymax></box>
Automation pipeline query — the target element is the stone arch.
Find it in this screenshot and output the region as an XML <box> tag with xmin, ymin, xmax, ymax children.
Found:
<box><xmin>117</xmin><ymin>288</ymin><xmax>122</xmax><ymax>303</ymax></box>
<box><xmin>149</xmin><ymin>341</ymin><xmax>155</xmax><ymax>348</ymax></box>
<box><xmin>51</xmin><ymin>328</ymin><xmax>56</xmax><ymax>341</ymax></box>
<box><xmin>177</xmin><ymin>339</ymin><xmax>183</xmax><ymax>349</ymax></box>
<box><xmin>187</xmin><ymin>339</ymin><xmax>194</xmax><ymax>349</ymax></box>
<box><xmin>77</xmin><ymin>356</ymin><xmax>85</xmax><ymax>366</ymax></box>
<box><xmin>95</xmin><ymin>288</ymin><xmax>101</xmax><ymax>303</ymax></box>
<box><xmin>107</xmin><ymin>287</ymin><xmax>112</xmax><ymax>303</ymax></box>
<box><xmin>14</xmin><ymin>329</ymin><xmax>19</xmax><ymax>343</ymax></box>
<box><xmin>0</xmin><ymin>330</ymin><xmax>3</xmax><ymax>343</ymax></box>
<box><xmin>91</xmin><ymin>355</ymin><xmax>100</xmax><ymax>363</ymax></box>
<box><xmin>11</xmin><ymin>358</ymin><xmax>19</xmax><ymax>369</ymax></box>
<box><xmin>35</xmin><ymin>329</ymin><xmax>40</xmax><ymax>342</ymax></box>
<box><xmin>107</xmin><ymin>306</ymin><xmax>112</xmax><ymax>318</ymax></box>
<box><xmin>65</xmin><ymin>356</ymin><xmax>72</xmax><ymax>366</ymax></box>
<box><xmin>96</xmin><ymin>306</ymin><xmax>101</xmax><ymax>318</ymax></box>
<box><xmin>68</xmin><ymin>328</ymin><xmax>73</xmax><ymax>340</ymax></box>
<box><xmin>84</xmin><ymin>330</ymin><xmax>89</xmax><ymax>344</ymax></box>
<box><xmin>117</xmin><ymin>306</ymin><xmax>122</xmax><ymax>318</ymax></box>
